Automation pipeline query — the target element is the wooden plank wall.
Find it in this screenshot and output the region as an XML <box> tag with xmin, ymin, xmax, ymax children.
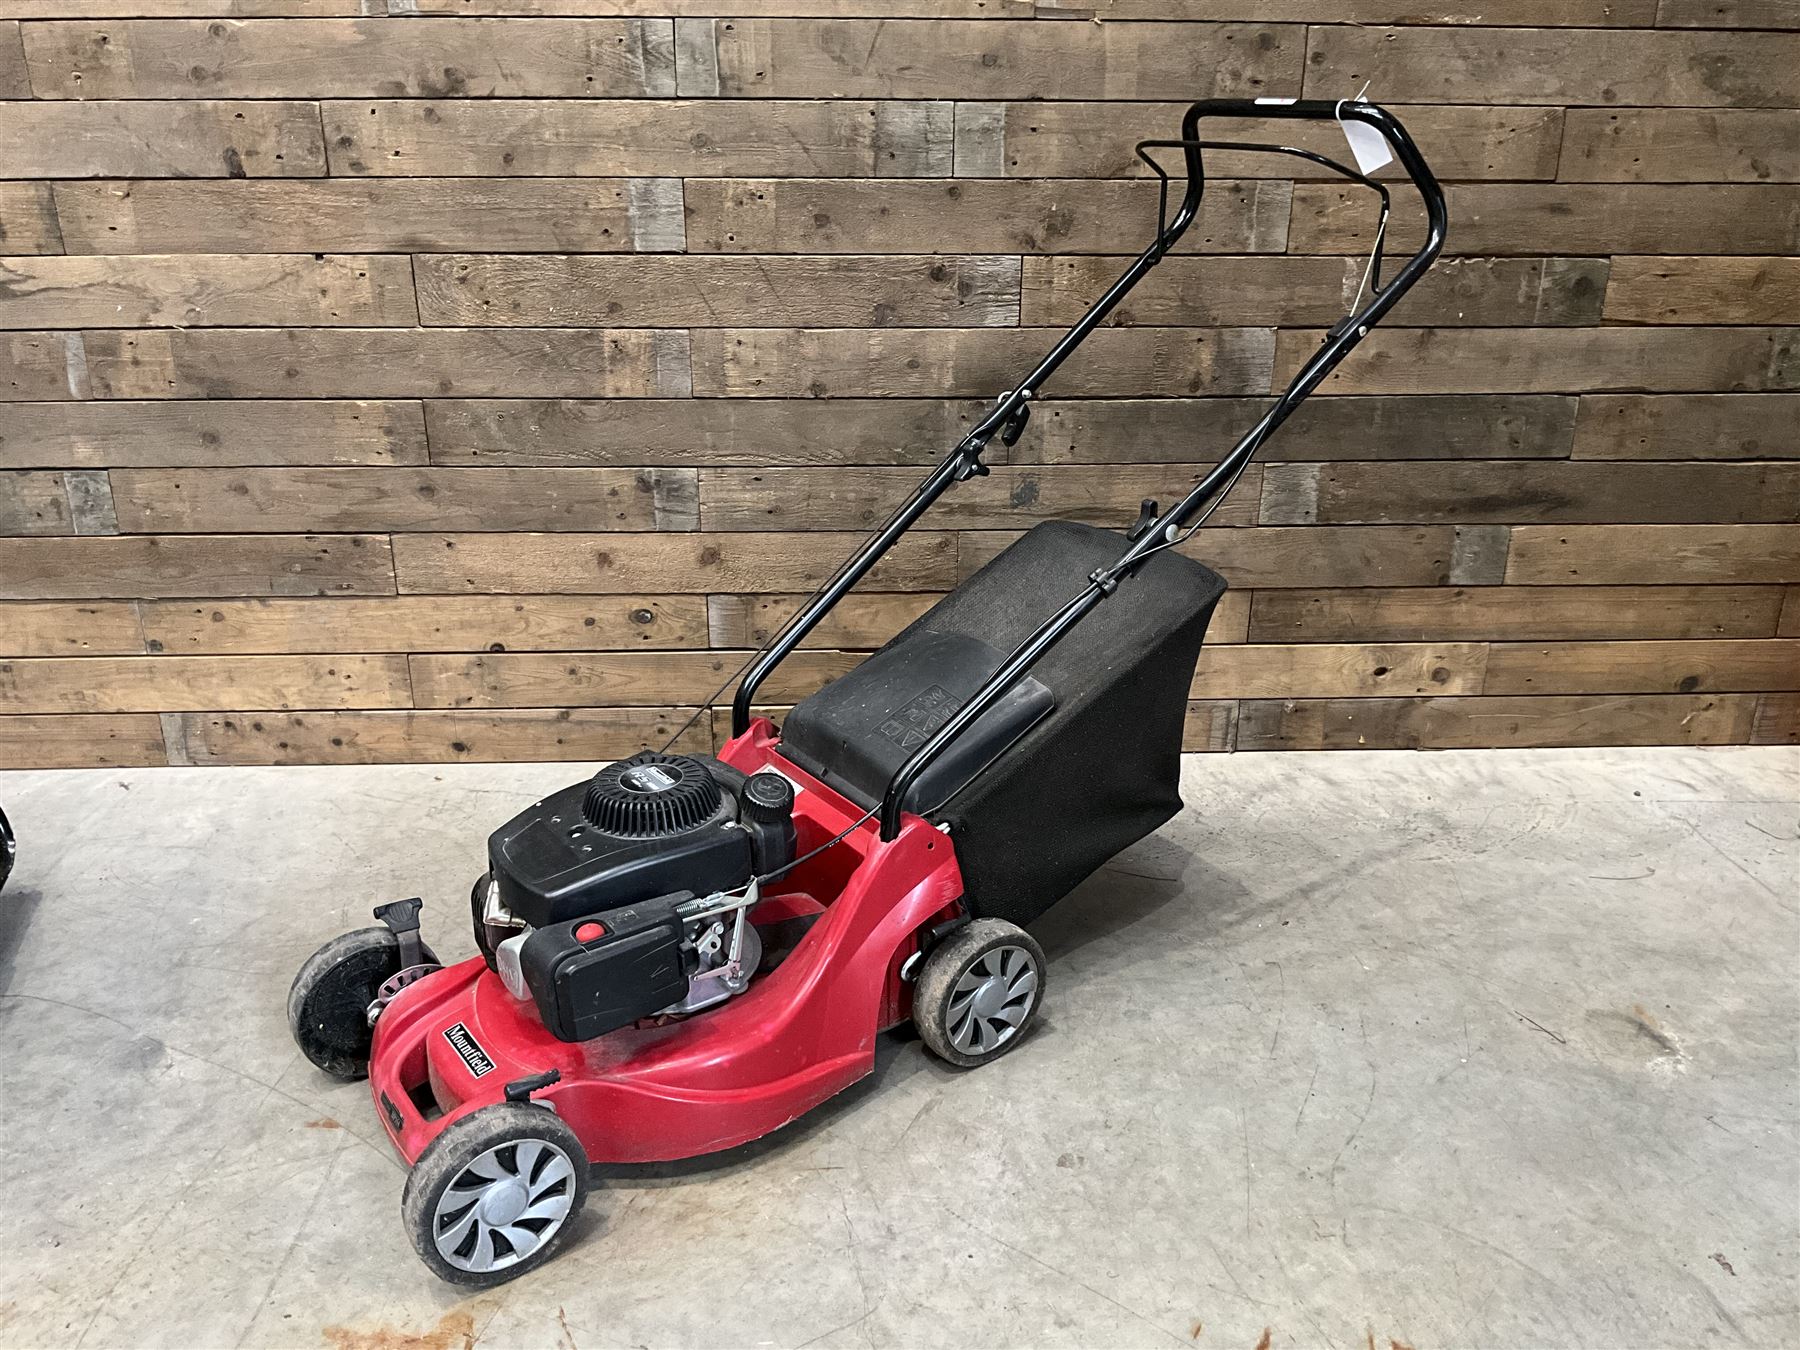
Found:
<box><xmin>1</xmin><ymin>2</ymin><xmax>1797</xmax><ymax>769</ymax></box>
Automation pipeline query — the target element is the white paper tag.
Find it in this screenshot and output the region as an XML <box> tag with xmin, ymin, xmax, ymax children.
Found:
<box><xmin>1254</xmin><ymin>97</ymin><xmax>1297</xmax><ymax>105</ymax></box>
<box><xmin>1338</xmin><ymin>101</ymin><xmax>1394</xmax><ymax>175</ymax></box>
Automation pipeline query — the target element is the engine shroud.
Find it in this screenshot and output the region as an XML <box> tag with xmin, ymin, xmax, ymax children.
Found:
<box><xmin>486</xmin><ymin>754</ymin><xmax>789</xmax><ymax>931</ymax></box>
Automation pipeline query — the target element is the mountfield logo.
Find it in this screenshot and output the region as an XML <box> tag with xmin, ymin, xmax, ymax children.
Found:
<box><xmin>444</xmin><ymin>1022</ymin><xmax>496</xmax><ymax>1078</ymax></box>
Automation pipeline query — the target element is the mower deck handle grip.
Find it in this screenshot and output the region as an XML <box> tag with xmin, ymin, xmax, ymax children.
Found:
<box><xmin>1188</xmin><ymin>98</ymin><xmax>1447</xmax><ymax>250</ymax></box>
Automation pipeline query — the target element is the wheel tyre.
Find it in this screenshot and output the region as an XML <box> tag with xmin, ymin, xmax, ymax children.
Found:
<box><xmin>402</xmin><ymin>1103</ymin><xmax>589</xmax><ymax>1288</ymax></box>
<box><xmin>914</xmin><ymin>918</ymin><xmax>1047</xmax><ymax>1069</ymax></box>
<box><xmin>287</xmin><ymin>926</ymin><xmax>436</xmax><ymax>1081</ymax></box>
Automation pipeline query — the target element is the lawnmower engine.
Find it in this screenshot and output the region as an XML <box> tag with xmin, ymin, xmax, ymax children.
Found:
<box><xmin>472</xmin><ymin>752</ymin><xmax>797</xmax><ymax>1043</ymax></box>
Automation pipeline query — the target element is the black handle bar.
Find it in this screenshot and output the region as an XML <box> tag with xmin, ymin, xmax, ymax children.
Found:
<box><xmin>726</xmin><ymin>100</ymin><xmax>1448</xmax><ymax>839</ymax></box>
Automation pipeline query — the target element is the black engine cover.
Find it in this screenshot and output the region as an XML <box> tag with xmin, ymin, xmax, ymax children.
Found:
<box><xmin>486</xmin><ymin>754</ymin><xmax>792</xmax><ymax>930</ymax></box>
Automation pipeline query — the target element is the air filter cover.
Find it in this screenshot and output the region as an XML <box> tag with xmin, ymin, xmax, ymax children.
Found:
<box><xmin>582</xmin><ymin>753</ymin><xmax>724</xmax><ymax>838</ymax></box>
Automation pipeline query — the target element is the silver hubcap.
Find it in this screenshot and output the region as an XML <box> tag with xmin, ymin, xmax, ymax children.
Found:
<box><xmin>948</xmin><ymin>944</ymin><xmax>1037</xmax><ymax>1056</ymax></box>
<box><xmin>433</xmin><ymin>1137</ymin><xmax>576</xmax><ymax>1274</ymax></box>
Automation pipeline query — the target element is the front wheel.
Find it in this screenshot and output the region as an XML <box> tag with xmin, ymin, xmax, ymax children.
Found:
<box><xmin>402</xmin><ymin>1103</ymin><xmax>589</xmax><ymax>1287</ymax></box>
<box><xmin>287</xmin><ymin>926</ymin><xmax>435</xmax><ymax>1080</ymax></box>
<box><xmin>914</xmin><ymin>918</ymin><xmax>1047</xmax><ymax>1068</ymax></box>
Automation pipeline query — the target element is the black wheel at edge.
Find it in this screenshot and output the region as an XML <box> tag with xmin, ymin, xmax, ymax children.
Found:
<box><xmin>287</xmin><ymin>926</ymin><xmax>435</xmax><ymax>1081</ymax></box>
<box><xmin>914</xmin><ymin>918</ymin><xmax>1047</xmax><ymax>1069</ymax></box>
<box><xmin>402</xmin><ymin>1102</ymin><xmax>590</xmax><ymax>1288</ymax></box>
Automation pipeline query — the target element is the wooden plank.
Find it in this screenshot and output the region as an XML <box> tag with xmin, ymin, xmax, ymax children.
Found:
<box><xmin>1288</xmin><ymin>183</ymin><xmax>1800</xmax><ymax>258</ymax></box>
<box><xmin>1236</xmin><ymin>694</ymin><xmax>1755</xmax><ymax>750</ymax></box>
<box><xmin>426</xmin><ymin>398</ymin><xmax>978</xmax><ymax>467</ymax></box>
<box><xmin>0</xmin><ymin>601</ymin><xmax>143</xmax><ymax>657</ymax></box>
<box><xmin>1559</xmin><ymin>110</ymin><xmax>1800</xmax><ymax>183</ymax></box>
<box><xmin>410</xmin><ymin>649</ymin><xmax>857</xmax><ymax>707</ymax></box>
<box><xmin>708</xmin><ymin>592</ymin><xmax>939</xmax><ymax>648</ymax></box>
<box><xmin>699</xmin><ymin>464</ymin><xmax>1259</xmax><ymax>531</ymax></box>
<box><xmin>1079</xmin><ymin>0</ymin><xmax>1656</xmax><ymax>17</ymax></box>
<box><xmin>1274</xmin><ymin>327</ymin><xmax>1799</xmax><ymax>396</ymax></box>
<box><xmin>1260</xmin><ymin>462</ymin><xmax>1800</xmax><ymax>526</ymax></box>
<box><xmin>322</xmin><ymin>99</ymin><xmax>953</xmax><ymax>178</ymax></box>
<box><xmin>140</xmin><ymin>595</ymin><xmax>708</xmax><ymax>655</ymax></box>
<box><xmin>1024</xmin><ymin>256</ymin><xmax>1608</xmax><ymax>328</ymax></box>
<box><xmin>1019</xmin><ymin>395</ymin><xmax>1576</xmax><ymax>463</ymax></box>
<box><xmin>958</xmin><ymin>103</ymin><xmax>1565</xmax><ymax>182</ymax></box>
<box><xmin>394</xmin><ymin>530</ymin><xmax>959</xmax><ymax>594</ymax></box>
<box><xmin>1751</xmin><ymin>693</ymin><xmax>1799</xmax><ymax>744</ymax></box>
<box><xmin>959</xmin><ymin>525</ymin><xmax>1479</xmax><ymax>589</ymax></box>
<box><xmin>61</xmin><ymin>468</ymin><xmax>117</xmax><ymax>536</ymax></box>
<box><xmin>0</xmin><ymin>654</ymin><xmax>412</xmax><ymax>714</ymax></box>
<box><xmin>0</xmin><ymin>399</ymin><xmax>428</xmax><ymax>469</ymax></box>
<box><xmin>1782</xmin><ymin>587</ymin><xmax>1800</xmax><ymax>638</ymax></box>
<box><xmin>79</xmin><ymin>328</ymin><xmax>691</xmax><ymax>399</ymax></box>
<box><xmin>691</xmin><ymin>327</ymin><xmax>1275</xmax><ymax>397</ymax></box>
<box><xmin>111</xmin><ymin>467</ymin><xmax>697</xmax><ymax>534</ymax></box>
<box><xmin>1207</xmin><ymin>589</ymin><xmax>1252</xmax><ymax>644</ymax></box>
<box><xmin>1249</xmin><ymin>585</ymin><xmax>1787</xmax><ymax>644</ymax></box>
<box><xmin>696</xmin><ymin>18</ymin><xmax>1300</xmax><ymax>100</ymax></box>
<box><xmin>415</xmin><ymin>254</ymin><xmax>1021</xmax><ymax>328</ymax></box>
<box><xmin>1183</xmin><ymin>700</ymin><xmax>1237</xmax><ymax>752</ymax></box>
<box><xmin>0</xmin><ymin>254</ymin><xmax>416</xmax><ymax>330</ymax></box>
<box><xmin>1304</xmin><ymin>25</ymin><xmax>1800</xmax><ymax>107</ymax></box>
<box><xmin>0</xmin><ymin>472</ymin><xmax>71</xmax><ymax>536</ymax></box>
<box><xmin>0</xmin><ymin>185</ymin><xmax>62</xmax><ymax>256</ymax></box>
<box><xmin>0</xmin><ymin>1</ymin><xmax>362</xmax><ymax>13</ymax></box>
<box><xmin>1605</xmin><ymin>257</ymin><xmax>1800</xmax><ymax>325</ymax></box>
<box><xmin>0</xmin><ymin>101</ymin><xmax>326</xmax><ymax>179</ymax></box>
<box><xmin>0</xmin><ymin>534</ymin><xmax>396</xmax><ymax>599</ymax></box>
<box><xmin>402</xmin><ymin>0</ymin><xmax>1648</xmax><ymax>15</ymax></box>
<box><xmin>410</xmin><ymin>0</ymin><xmax>1036</xmax><ymax>12</ymax></box>
<box><xmin>1485</xmin><ymin>639</ymin><xmax>1800</xmax><ymax>695</ymax></box>
<box><xmin>1656</xmin><ymin>0</ymin><xmax>1800</xmax><ymax>26</ymax></box>
<box><xmin>0</xmin><ymin>20</ymin><xmax>22</xmax><ymax>99</ymax></box>
<box><xmin>23</xmin><ymin>17</ymin><xmax>675</xmax><ymax>99</ymax></box>
<box><xmin>171</xmin><ymin>706</ymin><xmax>711</xmax><ymax>766</ymax></box>
<box><xmin>0</xmin><ymin>713</ymin><xmax>165</xmax><ymax>769</ymax></box>
<box><xmin>53</xmin><ymin>178</ymin><xmax>683</xmax><ymax>256</ymax></box>
<box><xmin>1505</xmin><ymin>524</ymin><xmax>1800</xmax><ymax>585</ymax></box>
<box><xmin>1191</xmin><ymin>642</ymin><xmax>1487</xmax><ymax>699</ymax></box>
<box><xmin>3</xmin><ymin>333</ymin><xmax>83</xmax><ymax>401</ymax></box>
<box><xmin>683</xmin><ymin>177</ymin><xmax>1290</xmax><ymax>255</ymax></box>
<box><xmin>1571</xmin><ymin>395</ymin><xmax>1800</xmax><ymax>461</ymax></box>
<box><xmin>427</xmin><ymin>394</ymin><xmax>1576</xmax><ymax>468</ymax></box>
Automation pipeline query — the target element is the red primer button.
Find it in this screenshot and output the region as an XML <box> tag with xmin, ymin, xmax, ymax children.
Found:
<box><xmin>574</xmin><ymin>921</ymin><xmax>607</xmax><ymax>943</ymax></box>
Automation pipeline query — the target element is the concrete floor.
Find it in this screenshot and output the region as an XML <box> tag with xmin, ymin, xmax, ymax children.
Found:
<box><xmin>0</xmin><ymin>747</ymin><xmax>1795</xmax><ymax>1350</ymax></box>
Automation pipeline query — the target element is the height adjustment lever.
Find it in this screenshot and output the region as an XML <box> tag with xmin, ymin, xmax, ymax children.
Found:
<box><xmin>373</xmin><ymin>897</ymin><xmax>428</xmax><ymax>971</ymax></box>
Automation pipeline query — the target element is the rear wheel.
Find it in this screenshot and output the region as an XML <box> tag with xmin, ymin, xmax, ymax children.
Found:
<box><xmin>402</xmin><ymin>1103</ymin><xmax>589</xmax><ymax>1288</ymax></box>
<box><xmin>914</xmin><ymin>918</ymin><xmax>1046</xmax><ymax>1069</ymax></box>
<box><xmin>287</xmin><ymin>926</ymin><xmax>435</xmax><ymax>1080</ymax></box>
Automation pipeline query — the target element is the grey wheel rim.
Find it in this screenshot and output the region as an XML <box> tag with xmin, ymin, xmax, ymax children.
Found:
<box><xmin>947</xmin><ymin>944</ymin><xmax>1038</xmax><ymax>1056</ymax></box>
<box><xmin>433</xmin><ymin>1137</ymin><xmax>576</xmax><ymax>1274</ymax></box>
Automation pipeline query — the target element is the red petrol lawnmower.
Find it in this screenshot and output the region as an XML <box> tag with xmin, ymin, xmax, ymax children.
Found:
<box><xmin>289</xmin><ymin>99</ymin><xmax>1446</xmax><ymax>1286</ymax></box>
